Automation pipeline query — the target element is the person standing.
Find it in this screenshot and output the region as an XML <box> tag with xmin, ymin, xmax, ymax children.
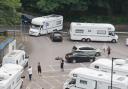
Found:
<box><xmin>37</xmin><ymin>62</ymin><xmax>42</xmax><ymax>75</ymax></box>
<box><xmin>60</xmin><ymin>59</ymin><xmax>64</xmax><ymax>71</ymax></box>
<box><xmin>107</xmin><ymin>46</ymin><xmax>111</xmax><ymax>57</ymax></box>
<box><xmin>28</xmin><ymin>66</ymin><xmax>32</xmax><ymax>81</ymax></box>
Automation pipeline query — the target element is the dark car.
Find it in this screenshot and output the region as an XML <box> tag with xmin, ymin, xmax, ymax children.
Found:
<box><xmin>65</xmin><ymin>51</ymin><xmax>96</xmax><ymax>63</ymax></box>
<box><xmin>50</xmin><ymin>31</ymin><xmax>63</xmax><ymax>42</ymax></box>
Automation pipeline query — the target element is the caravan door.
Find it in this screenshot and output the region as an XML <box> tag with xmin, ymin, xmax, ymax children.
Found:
<box><xmin>40</xmin><ymin>22</ymin><xmax>49</xmax><ymax>35</ymax></box>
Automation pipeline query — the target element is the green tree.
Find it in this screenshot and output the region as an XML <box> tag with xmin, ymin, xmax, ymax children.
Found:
<box><xmin>0</xmin><ymin>0</ymin><xmax>21</xmax><ymax>25</ymax></box>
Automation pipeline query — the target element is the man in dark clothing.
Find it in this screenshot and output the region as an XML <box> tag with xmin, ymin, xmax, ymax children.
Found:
<box><xmin>37</xmin><ymin>62</ymin><xmax>42</xmax><ymax>75</ymax></box>
<box><xmin>60</xmin><ymin>59</ymin><xmax>64</xmax><ymax>71</ymax></box>
<box><xmin>107</xmin><ymin>46</ymin><xmax>111</xmax><ymax>57</ymax></box>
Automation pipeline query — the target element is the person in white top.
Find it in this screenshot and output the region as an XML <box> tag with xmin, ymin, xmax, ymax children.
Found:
<box><xmin>28</xmin><ymin>66</ymin><xmax>32</xmax><ymax>81</ymax></box>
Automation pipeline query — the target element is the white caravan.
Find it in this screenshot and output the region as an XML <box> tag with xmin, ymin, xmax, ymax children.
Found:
<box><xmin>2</xmin><ymin>50</ymin><xmax>29</xmax><ymax>68</ymax></box>
<box><xmin>0</xmin><ymin>64</ymin><xmax>23</xmax><ymax>89</ymax></box>
<box><xmin>90</xmin><ymin>58</ymin><xmax>128</xmax><ymax>76</ymax></box>
<box><xmin>63</xmin><ymin>67</ymin><xmax>128</xmax><ymax>89</ymax></box>
<box><xmin>69</xmin><ymin>22</ymin><xmax>118</xmax><ymax>43</ymax></box>
<box><xmin>29</xmin><ymin>14</ymin><xmax>63</xmax><ymax>36</ymax></box>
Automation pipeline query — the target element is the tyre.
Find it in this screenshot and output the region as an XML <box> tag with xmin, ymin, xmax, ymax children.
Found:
<box><xmin>72</xmin><ymin>59</ymin><xmax>77</xmax><ymax>63</ymax></box>
<box><xmin>95</xmin><ymin>52</ymin><xmax>100</xmax><ymax>57</ymax></box>
<box><xmin>111</xmin><ymin>39</ymin><xmax>116</xmax><ymax>43</ymax></box>
<box><xmin>86</xmin><ymin>38</ymin><xmax>91</xmax><ymax>42</ymax></box>
<box><xmin>82</xmin><ymin>38</ymin><xmax>86</xmax><ymax>42</ymax></box>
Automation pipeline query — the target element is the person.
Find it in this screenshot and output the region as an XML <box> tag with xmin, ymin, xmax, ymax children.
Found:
<box><xmin>60</xmin><ymin>59</ymin><xmax>64</xmax><ymax>71</ymax></box>
<box><xmin>37</xmin><ymin>62</ymin><xmax>42</xmax><ymax>75</ymax></box>
<box><xmin>28</xmin><ymin>66</ymin><xmax>32</xmax><ymax>81</ymax></box>
<box><xmin>107</xmin><ymin>46</ymin><xmax>111</xmax><ymax>57</ymax></box>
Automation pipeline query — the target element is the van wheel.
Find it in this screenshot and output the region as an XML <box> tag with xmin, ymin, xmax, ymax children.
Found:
<box><xmin>87</xmin><ymin>38</ymin><xmax>91</xmax><ymax>42</ymax></box>
<box><xmin>111</xmin><ymin>39</ymin><xmax>116</xmax><ymax>43</ymax></box>
<box><xmin>72</xmin><ymin>60</ymin><xmax>77</xmax><ymax>63</ymax></box>
<box><xmin>82</xmin><ymin>38</ymin><xmax>86</xmax><ymax>42</ymax></box>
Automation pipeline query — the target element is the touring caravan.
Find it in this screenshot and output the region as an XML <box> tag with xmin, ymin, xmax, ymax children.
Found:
<box><xmin>69</xmin><ymin>22</ymin><xmax>118</xmax><ymax>43</ymax></box>
<box><xmin>2</xmin><ymin>50</ymin><xmax>29</xmax><ymax>68</ymax></box>
<box><xmin>90</xmin><ymin>58</ymin><xmax>128</xmax><ymax>76</ymax></box>
<box><xmin>29</xmin><ymin>14</ymin><xmax>63</xmax><ymax>36</ymax></box>
<box><xmin>63</xmin><ymin>67</ymin><xmax>128</xmax><ymax>89</ymax></box>
<box><xmin>0</xmin><ymin>64</ymin><xmax>23</xmax><ymax>89</ymax></box>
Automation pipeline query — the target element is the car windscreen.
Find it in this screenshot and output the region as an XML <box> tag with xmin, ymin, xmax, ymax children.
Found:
<box><xmin>79</xmin><ymin>47</ymin><xmax>95</xmax><ymax>50</ymax></box>
<box><xmin>54</xmin><ymin>33</ymin><xmax>61</xmax><ymax>36</ymax></box>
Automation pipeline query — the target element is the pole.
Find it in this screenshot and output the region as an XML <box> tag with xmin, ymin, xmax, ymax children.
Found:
<box><xmin>111</xmin><ymin>57</ymin><xmax>114</xmax><ymax>89</ymax></box>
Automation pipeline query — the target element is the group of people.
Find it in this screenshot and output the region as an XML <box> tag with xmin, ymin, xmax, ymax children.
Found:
<box><xmin>27</xmin><ymin>62</ymin><xmax>42</xmax><ymax>81</ymax></box>
<box><xmin>103</xmin><ymin>44</ymin><xmax>111</xmax><ymax>57</ymax></box>
<box><xmin>27</xmin><ymin>57</ymin><xmax>64</xmax><ymax>81</ymax></box>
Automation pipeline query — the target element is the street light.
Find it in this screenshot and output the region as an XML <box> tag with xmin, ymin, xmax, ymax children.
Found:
<box><xmin>111</xmin><ymin>57</ymin><xmax>117</xmax><ymax>89</ymax></box>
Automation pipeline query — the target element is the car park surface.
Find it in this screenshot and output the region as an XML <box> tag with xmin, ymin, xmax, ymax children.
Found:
<box><xmin>22</xmin><ymin>33</ymin><xmax>128</xmax><ymax>89</ymax></box>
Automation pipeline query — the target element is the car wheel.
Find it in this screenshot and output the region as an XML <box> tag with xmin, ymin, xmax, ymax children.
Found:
<box><xmin>82</xmin><ymin>38</ymin><xmax>86</xmax><ymax>42</ymax></box>
<box><xmin>86</xmin><ymin>38</ymin><xmax>91</xmax><ymax>42</ymax></box>
<box><xmin>72</xmin><ymin>60</ymin><xmax>77</xmax><ymax>63</ymax></box>
<box><xmin>111</xmin><ymin>39</ymin><xmax>116</xmax><ymax>43</ymax></box>
<box><xmin>95</xmin><ymin>52</ymin><xmax>100</xmax><ymax>56</ymax></box>
<box><xmin>90</xmin><ymin>58</ymin><xmax>95</xmax><ymax>62</ymax></box>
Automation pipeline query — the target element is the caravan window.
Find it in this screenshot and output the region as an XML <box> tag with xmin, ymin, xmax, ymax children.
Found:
<box><xmin>75</xmin><ymin>29</ymin><xmax>84</xmax><ymax>33</ymax></box>
<box><xmin>97</xmin><ymin>30</ymin><xmax>106</xmax><ymax>34</ymax></box>
<box><xmin>108</xmin><ymin>86</ymin><xmax>121</xmax><ymax>89</ymax></box>
<box><xmin>80</xmin><ymin>80</ymin><xmax>87</xmax><ymax>85</ymax></box>
<box><xmin>56</xmin><ymin>20</ymin><xmax>61</xmax><ymax>25</ymax></box>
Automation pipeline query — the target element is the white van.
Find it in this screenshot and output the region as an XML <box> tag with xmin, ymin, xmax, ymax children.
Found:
<box><xmin>0</xmin><ymin>64</ymin><xmax>23</xmax><ymax>89</ymax></box>
<box><xmin>64</xmin><ymin>67</ymin><xmax>128</xmax><ymax>89</ymax></box>
<box><xmin>2</xmin><ymin>50</ymin><xmax>29</xmax><ymax>68</ymax></box>
<box><xmin>90</xmin><ymin>58</ymin><xmax>128</xmax><ymax>76</ymax></box>
<box><xmin>69</xmin><ymin>22</ymin><xmax>118</xmax><ymax>43</ymax></box>
<box><xmin>29</xmin><ymin>14</ymin><xmax>63</xmax><ymax>36</ymax></box>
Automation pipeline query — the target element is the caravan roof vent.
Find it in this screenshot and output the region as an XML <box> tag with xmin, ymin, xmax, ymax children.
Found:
<box><xmin>98</xmin><ymin>74</ymin><xmax>103</xmax><ymax>76</ymax></box>
<box><xmin>117</xmin><ymin>77</ymin><xmax>125</xmax><ymax>81</ymax></box>
<box><xmin>114</xmin><ymin>59</ymin><xmax>126</xmax><ymax>65</ymax></box>
<box><xmin>0</xmin><ymin>74</ymin><xmax>9</xmax><ymax>81</ymax></box>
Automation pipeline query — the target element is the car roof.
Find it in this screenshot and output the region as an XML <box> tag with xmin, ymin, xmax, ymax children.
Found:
<box><xmin>74</xmin><ymin>44</ymin><xmax>92</xmax><ymax>49</ymax></box>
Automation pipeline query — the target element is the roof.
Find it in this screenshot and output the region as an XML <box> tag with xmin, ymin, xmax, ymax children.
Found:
<box><xmin>0</xmin><ymin>38</ymin><xmax>14</xmax><ymax>50</ymax></box>
<box><xmin>70</xmin><ymin>67</ymin><xmax>128</xmax><ymax>85</ymax></box>
<box><xmin>32</xmin><ymin>14</ymin><xmax>63</xmax><ymax>25</ymax></box>
<box><xmin>0</xmin><ymin>64</ymin><xmax>23</xmax><ymax>86</ymax></box>
<box><xmin>70</xmin><ymin>22</ymin><xmax>115</xmax><ymax>30</ymax></box>
<box><xmin>3</xmin><ymin>50</ymin><xmax>25</xmax><ymax>60</ymax></box>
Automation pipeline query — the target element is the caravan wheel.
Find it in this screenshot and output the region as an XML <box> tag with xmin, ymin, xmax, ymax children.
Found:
<box><xmin>82</xmin><ymin>38</ymin><xmax>86</xmax><ymax>42</ymax></box>
<box><xmin>111</xmin><ymin>39</ymin><xmax>116</xmax><ymax>43</ymax></box>
<box><xmin>86</xmin><ymin>38</ymin><xmax>91</xmax><ymax>42</ymax></box>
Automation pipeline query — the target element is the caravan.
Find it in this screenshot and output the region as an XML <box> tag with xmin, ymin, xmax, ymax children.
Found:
<box><xmin>64</xmin><ymin>67</ymin><xmax>128</xmax><ymax>89</ymax></box>
<box><xmin>0</xmin><ymin>64</ymin><xmax>23</xmax><ymax>89</ymax></box>
<box><xmin>90</xmin><ymin>58</ymin><xmax>128</xmax><ymax>76</ymax></box>
<box><xmin>69</xmin><ymin>22</ymin><xmax>118</xmax><ymax>43</ymax></box>
<box><xmin>2</xmin><ymin>50</ymin><xmax>29</xmax><ymax>68</ymax></box>
<box><xmin>29</xmin><ymin>14</ymin><xmax>63</xmax><ymax>36</ymax></box>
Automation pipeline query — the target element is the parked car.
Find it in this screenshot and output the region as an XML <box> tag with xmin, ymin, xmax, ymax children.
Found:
<box><xmin>65</xmin><ymin>51</ymin><xmax>96</xmax><ymax>63</ymax></box>
<box><xmin>50</xmin><ymin>31</ymin><xmax>63</xmax><ymax>42</ymax></box>
<box><xmin>72</xmin><ymin>44</ymin><xmax>101</xmax><ymax>56</ymax></box>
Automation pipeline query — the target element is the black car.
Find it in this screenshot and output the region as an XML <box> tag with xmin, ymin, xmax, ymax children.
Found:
<box><xmin>50</xmin><ymin>32</ymin><xmax>63</xmax><ymax>42</ymax></box>
<box><xmin>65</xmin><ymin>51</ymin><xmax>96</xmax><ymax>63</ymax></box>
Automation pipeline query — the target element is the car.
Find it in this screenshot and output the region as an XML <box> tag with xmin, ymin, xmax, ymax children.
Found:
<box><xmin>72</xmin><ymin>44</ymin><xmax>101</xmax><ymax>56</ymax></box>
<box><xmin>65</xmin><ymin>51</ymin><xmax>96</xmax><ymax>63</ymax></box>
<box><xmin>50</xmin><ymin>31</ymin><xmax>63</xmax><ymax>42</ymax></box>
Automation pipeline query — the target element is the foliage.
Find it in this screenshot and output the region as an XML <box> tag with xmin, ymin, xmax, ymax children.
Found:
<box><xmin>0</xmin><ymin>0</ymin><xmax>21</xmax><ymax>25</ymax></box>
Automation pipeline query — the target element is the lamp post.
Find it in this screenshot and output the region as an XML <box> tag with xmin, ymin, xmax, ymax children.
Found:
<box><xmin>111</xmin><ymin>57</ymin><xmax>115</xmax><ymax>89</ymax></box>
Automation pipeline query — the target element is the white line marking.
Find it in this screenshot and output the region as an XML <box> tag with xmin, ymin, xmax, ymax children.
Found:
<box><xmin>49</xmin><ymin>65</ymin><xmax>55</xmax><ymax>71</ymax></box>
<box><xmin>43</xmin><ymin>78</ymin><xmax>55</xmax><ymax>89</ymax></box>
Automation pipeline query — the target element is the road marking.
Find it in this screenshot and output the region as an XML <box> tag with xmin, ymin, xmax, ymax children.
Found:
<box><xmin>49</xmin><ymin>65</ymin><xmax>55</xmax><ymax>71</ymax></box>
<box><xmin>43</xmin><ymin>78</ymin><xmax>55</xmax><ymax>89</ymax></box>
